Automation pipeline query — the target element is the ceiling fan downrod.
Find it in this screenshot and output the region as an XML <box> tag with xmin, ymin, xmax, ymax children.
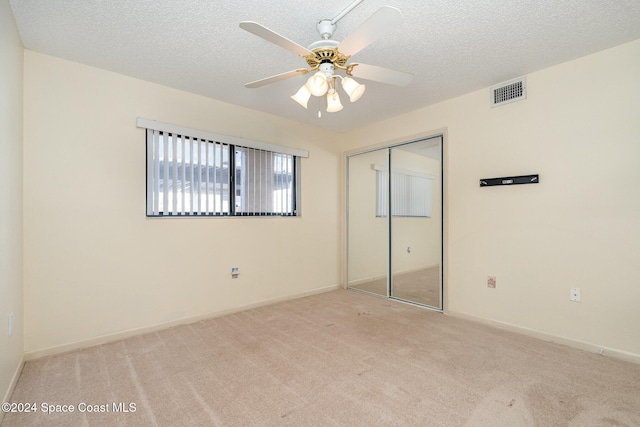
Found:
<box><xmin>316</xmin><ymin>20</ymin><xmax>337</xmax><ymax>40</ymax></box>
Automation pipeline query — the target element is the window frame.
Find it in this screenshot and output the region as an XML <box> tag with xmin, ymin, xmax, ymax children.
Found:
<box><xmin>138</xmin><ymin>118</ymin><xmax>307</xmax><ymax>218</ymax></box>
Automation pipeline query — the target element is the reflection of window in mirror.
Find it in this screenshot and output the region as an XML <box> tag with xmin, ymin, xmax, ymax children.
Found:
<box><xmin>374</xmin><ymin>165</ymin><xmax>433</xmax><ymax>218</ymax></box>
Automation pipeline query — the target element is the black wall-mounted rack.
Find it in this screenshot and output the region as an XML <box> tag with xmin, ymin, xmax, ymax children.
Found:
<box><xmin>480</xmin><ymin>174</ymin><xmax>539</xmax><ymax>187</ymax></box>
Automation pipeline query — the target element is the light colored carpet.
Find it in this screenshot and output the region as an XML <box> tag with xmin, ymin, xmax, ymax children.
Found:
<box><xmin>350</xmin><ymin>266</ymin><xmax>440</xmax><ymax>307</ymax></box>
<box><xmin>3</xmin><ymin>289</ymin><xmax>639</xmax><ymax>426</ymax></box>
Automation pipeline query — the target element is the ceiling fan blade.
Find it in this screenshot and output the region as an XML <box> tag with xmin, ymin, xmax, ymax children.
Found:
<box><xmin>245</xmin><ymin>69</ymin><xmax>307</xmax><ymax>88</ymax></box>
<box><xmin>350</xmin><ymin>63</ymin><xmax>413</xmax><ymax>86</ymax></box>
<box><xmin>240</xmin><ymin>21</ymin><xmax>313</xmax><ymax>57</ymax></box>
<box><xmin>338</xmin><ymin>6</ymin><xmax>403</xmax><ymax>56</ymax></box>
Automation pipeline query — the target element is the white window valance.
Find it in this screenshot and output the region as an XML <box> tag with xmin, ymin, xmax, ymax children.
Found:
<box><xmin>137</xmin><ymin>117</ymin><xmax>309</xmax><ymax>158</ymax></box>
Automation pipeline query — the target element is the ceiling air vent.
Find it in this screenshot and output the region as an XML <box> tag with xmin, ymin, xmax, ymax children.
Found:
<box><xmin>491</xmin><ymin>77</ymin><xmax>527</xmax><ymax>107</ymax></box>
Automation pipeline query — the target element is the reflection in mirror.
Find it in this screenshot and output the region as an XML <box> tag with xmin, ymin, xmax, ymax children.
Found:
<box><xmin>390</xmin><ymin>138</ymin><xmax>442</xmax><ymax>308</ymax></box>
<box><xmin>347</xmin><ymin>149</ymin><xmax>389</xmax><ymax>297</ymax></box>
<box><xmin>347</xmin><ymin>136</ymin><xmax>442</xmax><ymax>310</ymax></box>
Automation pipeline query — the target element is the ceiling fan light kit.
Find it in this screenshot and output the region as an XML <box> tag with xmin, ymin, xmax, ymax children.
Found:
<box><xmin>240</xmin><ymin>2</ymin><xmax>413</xmax><ymax>115</ymax></box>
<box><xmin>326</xmin><ymin>91</ymin><xmax>344</xmax><ymax>113</ymax></box>
<box><xmin>307</xmin><ymin>70</ymin><xmax>330</xmax><ymax>96</ymax></box>
<box><xmin>290</xmin><ymin>85</ymin><xmax>312</xmax><ymax>108</ymax></box>
<box><xmin>342</xmin><ymin>77</ymin><xmax>366</xmax><ymax>102</ymax></box>
<box><xmin>294</xmin><ymin>62</ymin><xmax>365</xmax><ymax>113</ymax></box>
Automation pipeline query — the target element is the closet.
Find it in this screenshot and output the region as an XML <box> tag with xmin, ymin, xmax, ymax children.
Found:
<box><xmin>347</xmin><ymin>136</ymin><xmax>443</xmax><ymax>310</ymax></box>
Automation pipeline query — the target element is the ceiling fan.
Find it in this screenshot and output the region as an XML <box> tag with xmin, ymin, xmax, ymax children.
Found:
<box><xmin>239</xmin><ymin>1</ymin><xmax>413</xmax><ymax>114</ymax></box>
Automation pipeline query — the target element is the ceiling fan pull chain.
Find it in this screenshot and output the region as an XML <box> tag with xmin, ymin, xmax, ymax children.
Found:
<box><xmin>331</xmin><ymin>0</ymin><xmax>365</xmax><ymax>25</ymax></box>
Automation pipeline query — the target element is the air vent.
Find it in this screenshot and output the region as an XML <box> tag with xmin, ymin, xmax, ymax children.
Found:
<box><xmin>491</xmin><ymin>77</ymin><xmax>527</xmax><ymax>107</ymax></box>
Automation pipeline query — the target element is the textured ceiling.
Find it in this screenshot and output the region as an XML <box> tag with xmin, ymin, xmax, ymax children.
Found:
<box><xmin>9</xmin><ymin>0</ymin><xmax>640</xmax><ymax>132</ymax></box>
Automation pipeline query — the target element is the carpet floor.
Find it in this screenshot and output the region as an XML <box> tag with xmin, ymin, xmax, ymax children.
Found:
<box><xmin>2</xmin><ymin>289</ymin><xmax>639</xmax><ymax>426</ymax></box>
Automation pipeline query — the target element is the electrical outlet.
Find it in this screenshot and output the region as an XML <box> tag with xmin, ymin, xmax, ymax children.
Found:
<box><xmin>8</xmin><ymin>312</ymin><xmax>14</xmax><ymax>336</ymax></box>
<box><xmin>570</xmin><ymin>287</ymin><xmax>581</xmax><ymax>302</ymax></box>
<box><xmin>487</xmin><ymin>276</ymin><xmax>496</xmax><ymax>288</ymax></box>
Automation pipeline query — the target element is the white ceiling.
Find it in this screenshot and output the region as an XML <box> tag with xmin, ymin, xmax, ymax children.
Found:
<box><xmin>9</xmin><ymin>0</ymin><xmax>640</xmax><ymax>133</ymax></box>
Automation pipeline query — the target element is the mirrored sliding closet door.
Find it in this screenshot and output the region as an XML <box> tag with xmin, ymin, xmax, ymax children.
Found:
<box><xmin>347</xmin><ymin>136</ymin><xmax>443</xmax><ymax>310</ymax></box>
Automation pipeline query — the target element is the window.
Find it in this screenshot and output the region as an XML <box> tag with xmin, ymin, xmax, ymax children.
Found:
<box><xmin>234</xmin><ymin>147</ymin><xmax>295</xmax><ymax>215</ymax></box>
<box><xmin>375</xmin><ymin>166</ymin><xmax>433</xmax><ymax>217</ymax></box>
<box><xmin>139</xmin><ymin>118</ymin><xmax>307</xmax><ymax>217</ymax></box>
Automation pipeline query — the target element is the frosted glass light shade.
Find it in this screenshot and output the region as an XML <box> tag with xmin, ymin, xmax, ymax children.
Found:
<box><xmin>306</xmin><ymin>71</ymin><xmax>329</xmax><ymax>96</ymax></box>
<box><xmin>326</xmin><ymin>92</ymin><xmax>343</xmax><ymax>112</ymax></box>
<box><xmin>291</xmin><ymin>85</ymin><xmax>311</xmax><ymax>108</ymax></box>
<box><xmin>341</xmin><ymin>77</ymin><xmax>366</xmax><ymax>102</ymax></box>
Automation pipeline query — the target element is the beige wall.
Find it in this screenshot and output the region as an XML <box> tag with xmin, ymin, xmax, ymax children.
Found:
<box><xmin>0</xmin><ymin>0</ymin><xmax>24</xmax><ymax>406</ymax></box>
<box><xmin>342</xmin><ymin>39</ymin><xmax>640</xmax><ymax>359</ymax></box>
<box><xmin>23</xmin><ymin>51</ymin><xmax>341</xmax><ymax>355</ymax></box>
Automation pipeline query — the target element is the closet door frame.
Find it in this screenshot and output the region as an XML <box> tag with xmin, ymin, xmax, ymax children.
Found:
<box><xmin>346</xmin><ymin>133</ymin><xmax>444</xmax><ymax>311</ymax></box>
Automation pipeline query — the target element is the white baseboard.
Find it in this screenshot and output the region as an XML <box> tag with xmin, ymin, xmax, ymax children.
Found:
<box><xmin>448</xmin><ymin>310</ymin><xmax>640</xmax><ymax>364</ymax></box>
<box><xmin>24</xmin><ymin>284</ymin><xmax>341</xmax><ymax>361</ymax></box>
<box><xmin>1</xmin><ymin>355</ymin><xmax>25</xmax><ymax>424</ymax></box>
